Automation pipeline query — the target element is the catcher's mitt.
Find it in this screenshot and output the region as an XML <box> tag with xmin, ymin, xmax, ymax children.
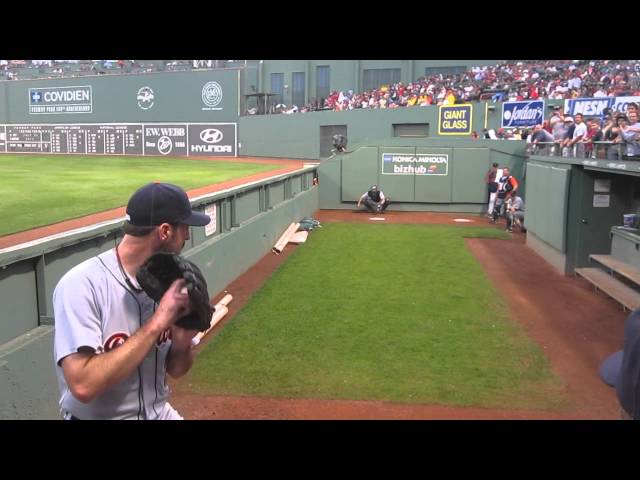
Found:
<box><xmin>136</xmin><ymin>252</ymin><xmax>214</xmax><ymax>331</ymax></box>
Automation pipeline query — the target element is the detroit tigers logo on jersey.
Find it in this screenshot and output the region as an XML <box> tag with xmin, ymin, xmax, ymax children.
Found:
<box><xmin>157</xmin><ymin>328</ymin><xmax>172</xmax><ymax>346</ymax></box>
<box><xmin>104</xmin><ymin>332</ymin><xmax>129</xmax><ymax>351</ymax></box>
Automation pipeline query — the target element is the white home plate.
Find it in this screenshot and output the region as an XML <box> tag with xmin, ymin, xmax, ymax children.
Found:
<box><xmin>453</xmin><ymin>218</ymin><xmax>473</xmax><ymax>223</ymax></box>
<box><xmin>369</xmin><ymin>217</ymin><xmax>386</xmax><ymax>221</ymax></box>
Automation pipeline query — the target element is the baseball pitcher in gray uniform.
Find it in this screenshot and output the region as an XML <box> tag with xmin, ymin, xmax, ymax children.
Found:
<box><xmin>53</xmin><ymin>182</ymin><xmax>211</xmax><ymax>420</ymax></box>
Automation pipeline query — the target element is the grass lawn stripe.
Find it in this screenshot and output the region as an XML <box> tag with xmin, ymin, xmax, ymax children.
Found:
<box><xmin>190</xmin><ymin>224</ymin><xmax>570</xmax><ymax>410</ymax></box>
<box><xmin>0</xmin><ymin>154</ymin><xmax>279</xmax><ymax>236</ymax></box>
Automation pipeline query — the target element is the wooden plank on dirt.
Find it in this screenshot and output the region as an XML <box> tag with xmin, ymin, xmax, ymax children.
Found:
<box><xmin>576</xmin><ymin>267</ymin><xmax>640</xmax><ymax>311</ymax></box>
<box><xmin>590</xmin><ymin>254</ymin><xmax>640</xmax><ymax>287</ymax></box>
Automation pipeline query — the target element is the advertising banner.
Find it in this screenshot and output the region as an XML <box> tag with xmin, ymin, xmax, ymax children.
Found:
<box><xmin>381</xmin><ymin>153</ymin><xmax>448</xmax><ymax>175</ymax></box>
<box><xmin>187</xmin><ymin>123</ymin><xmax>236</xmax><ymax>156</ymax></box>
<box><xmin>564</xmin><ymin>96</ymin><xmax>640</xmax><ymax>118</ymax></box>
<box><xmin>1</xmin><ymin>122</ymin><xmax>236</xmax><ymax>156</ymax></box>
<box><xmin>29</xmin><ymin>85</ymin><xmax>92</xmax><ymax>114</ymax></box>
<box><xmin>502</xmin><ymin>100</ymin><xmax>545</xmax><ymax>128</ymax></box>
<box><xmin>438</xmin><ymin>104</ymin><xmax>473</xmax><ymax>135</ymax></box>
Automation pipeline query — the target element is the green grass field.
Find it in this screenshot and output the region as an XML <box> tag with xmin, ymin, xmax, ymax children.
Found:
<box><xmin>0</xmin><ymin>154</ymin><xmax>280</xmax><ymax>236</ymax></box>
<box><xmin>190</xmin><ymin>223</ymin><xmax>571</xmax><ymax>411</ymax></box>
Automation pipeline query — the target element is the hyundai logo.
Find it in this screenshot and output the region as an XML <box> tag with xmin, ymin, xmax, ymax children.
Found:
<box><xmin>200</xmin><ymin>128</ymin><xmax>224</xmax><ymax>144</ymax></box>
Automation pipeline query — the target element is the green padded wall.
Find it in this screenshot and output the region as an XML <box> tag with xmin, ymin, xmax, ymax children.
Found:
<box><xmin>451</xmin><ymin>148</ymin><xmax>491</xmax><ymax>203</ymax></box>
<box><xmin>3</xmin><ymin>70</ymin><xmax>241</xmax><ymax>124</ymax></box>
<box><xmin>239</xmin><ymin>105</ymin><xmax>500</xmax><ymax>160</ymax></box>
<box><xmin>334</xmin><ymin>142</ymin><xmax>522</xmax><ymax>210</ymax></box>
<box><xmin>0</xmin><ymin>260</ymin><xmax>39</xmax><ymax>344</ymax></box>
<box><xmin>378</xmin><ymin>146</ymin><xmax>417</xmax><ymax>202</ymax></box>
<box><xmin>414</xmin><ymin>147</ymin><xmax>453</xmax><ymax>203</ymax></box>
<box><xmin>525</xmin><ymin>162</ymin><xmax>570</xmax><ymax>252</ymax></box>
<box><xmin>341</xmin><ymin>147</ymin><xmax>379</xmax><ymax>201</ymax></box>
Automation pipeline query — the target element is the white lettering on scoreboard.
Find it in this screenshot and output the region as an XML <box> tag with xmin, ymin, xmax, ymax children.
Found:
<box><xmin>1</xmin><ymin>123</ymin><xmax>236</xmax><ymax>157</ymax></box>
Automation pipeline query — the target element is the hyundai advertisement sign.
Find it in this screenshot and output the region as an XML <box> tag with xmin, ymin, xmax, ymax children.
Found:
<box><xmin>501</xmin><ymin>100</ymin><xmax>545</xmax><ymax>128</ymax></box>
<box><xmin>187</xmin><ymin>123</ymin><xmax>236</xmax><ymax>156</ymax></box>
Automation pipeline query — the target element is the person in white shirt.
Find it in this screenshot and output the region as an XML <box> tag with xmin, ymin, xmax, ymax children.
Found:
<box><xmin>567</xmin><ymin>113</ymin><xmax>588</xmax><ymax>156</ymax></box>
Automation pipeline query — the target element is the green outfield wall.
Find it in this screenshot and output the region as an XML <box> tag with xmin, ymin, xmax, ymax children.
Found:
<box><xmin>0</xmin><ymin>69</ymin><xmax>242</xmax><ymax>124</ymax></box>
<box><xmin>237</xmin><ymin>103</ymin><xmax>554</xmax><ymax>160</ymax></box>
<box><xmin>316</xmin><ymin>138</ymin><xmax>526</xmax><ymax>213</ymax></box>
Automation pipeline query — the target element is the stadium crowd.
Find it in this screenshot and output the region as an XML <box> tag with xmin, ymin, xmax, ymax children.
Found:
<box><xmin>523</xmin><ymin>103</ymin><xmax>640</xmax><ymax>160</ymax></box>
<box><xmin>272</xmin><ymin>60</ymin><xmax>640</xmax><ymax>114</ymax></box>
<box><xmin>0</xmin><ymin>60</ymin><xmax>239</xmax><ymax>80</ymax></box>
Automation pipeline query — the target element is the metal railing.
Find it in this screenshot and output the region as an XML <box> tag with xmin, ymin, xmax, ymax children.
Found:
<box><xmin>527</xmin><ymin>141</ymin><xmax>625</xmax><ymax>160</ymax></box>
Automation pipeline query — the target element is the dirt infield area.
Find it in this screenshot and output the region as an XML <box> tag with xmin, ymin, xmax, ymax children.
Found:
<box><xmin>170</xmin><ymin>210</ymin><xmax>627</xmax><ymax>420</ymax></box>
<box><xmin>0</xmin><ymin>156</ymin><xmax>308</xmax><ymax>249</ymax></box>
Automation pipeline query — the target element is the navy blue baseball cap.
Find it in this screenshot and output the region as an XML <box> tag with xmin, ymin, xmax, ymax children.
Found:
<box><xmin>598</xmin><ymin>308</ymin><xmax>640</xmax><ymax>419</ymax></box>
<box><xmin>599</xmin><ymin>350</ymin><xmax>623</xmax><ymax>387</ymax></box>
<box><xmin>126</xmin><ymin>182</ymin><xmax>211</xmax><ymax>227</ymax></box>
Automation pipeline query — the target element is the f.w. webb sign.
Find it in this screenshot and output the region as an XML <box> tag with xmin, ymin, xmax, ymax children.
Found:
<box><xmin>143</xmin><ymin>123</ymin><xmax>236</xmax><ymax>157</ymax></box>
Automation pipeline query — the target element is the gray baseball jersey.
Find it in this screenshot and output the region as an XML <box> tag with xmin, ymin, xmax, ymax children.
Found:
<box><xmin>53</xmin><ymin>248</ymin><xmax>177</xmax><ymax>420</ymax></box>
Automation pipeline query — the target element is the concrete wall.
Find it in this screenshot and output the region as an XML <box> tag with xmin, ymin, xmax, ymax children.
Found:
<box><xmin>239</xmin><ymin>104</ymin><xmax>513</xmax><ymax>160</ymax></box>
<box><xmin>0</xmin><ymin>327</ymin><xmax>59</xmax><ymax>419</ymax></box>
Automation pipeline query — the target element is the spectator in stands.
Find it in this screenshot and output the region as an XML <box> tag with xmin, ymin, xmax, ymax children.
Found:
<box><xmin>357</xmin><ymin>185</ymin><xmax>390</xmax><ymax>214</ymax></box>
<box><xmin>550</xmin><ymin>111</ymin><xmax>567</xmax><ymax>154</ymax></box>
<box><xmin>530</xmin><ymin>123</ymin><xmax>555</xmax><ymax>152</ymax></box>
<box><xmin>602</xmin><ymin>113</ymin><xmax>621</xmax><ymax>141</ymax></box>
<box><xmin>566</xmin><ymin>113</ymin><xmax>588</xmax><ymax>156</ymax></box>
<box><xmin>583</xmin><ymin>118</ymin><xmax>605</xmax><ymax>158</ymax></box>
<box><xmin>619</xmin><ymin>111</ymin><xmax>640</xmax><ymax>160</ymax></box>
<box><xmin>300</xmin><ymin>60</ymin><xmax>640</xmax><ymax>114</ymax></box>
<box><xmin>443</xmin><ymin>89</ymin><xmax>456</xmax><ymax>105</ymax></box>
<box><xmin>603</xmin><ymin>114</ymin><xmax>629</xmax><ymax>159</ymax></box>
<box><xmin>560</xmin><ymin>116</ymin><xmax>575</xmax><ymax>156</ymax></box>
<box><xmin>484</xmin><ymin>128</ymin><xmax>498</xmax><ymax>139</ymax></box>
<box><xmin>593</xmin><ymin>85</ymin><xmax>610</xmax><ymax>97</ymax></box>
<box><xmin>549</xmin><ymin>106</ymin><xmax>563</xmax><ymax>128</ymax></box>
